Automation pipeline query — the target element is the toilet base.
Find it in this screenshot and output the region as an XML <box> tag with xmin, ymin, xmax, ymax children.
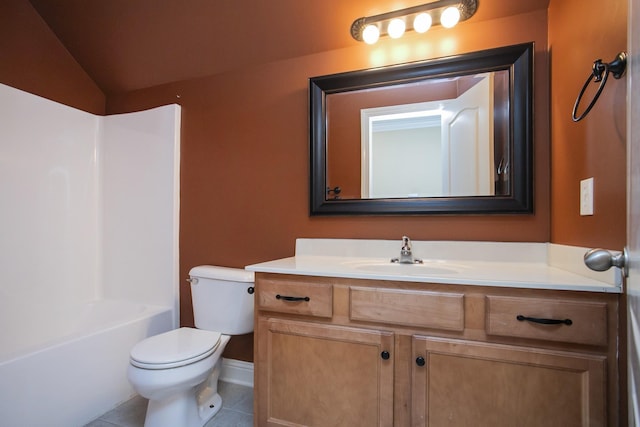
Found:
<box><xmin>143</xmin><ymin>390</ymin><xmax>223</xmax><ymax>427</ymax></box>
<box><xmin>198</xmin><ymin>392</ymin><xmax>223</xmax><ymax>422</ymax></box>
<box><xmin>195</xmin><ymin>358</ymin><xmax>224</xmax><ymax>422</ymax></box>
<box><xmin>138</xmin><ymin>336</ymin><xmax>231</xmax><ymax>427</ymax></box>
<box><xmin>143</xmin><ymin>381</ymin><xmax>223</xmax><ymax>427</ymax></box>
<box><xmin>144</xmin><ymin>386</ymin><xmax>198</xmax><ymax>427</ymax></box>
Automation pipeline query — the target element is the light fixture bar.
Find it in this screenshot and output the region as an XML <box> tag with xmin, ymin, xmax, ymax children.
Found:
<box><xmin>351</xmin><ymin>0</ymin><xmax>478</xmax><ymax>43</ymax></box>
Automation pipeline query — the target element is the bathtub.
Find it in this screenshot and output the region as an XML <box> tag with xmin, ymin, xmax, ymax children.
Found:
<box><xmin>0</xmin><ymin>299</ymin><xmax>174</xmax><ymax>426</ymax></box>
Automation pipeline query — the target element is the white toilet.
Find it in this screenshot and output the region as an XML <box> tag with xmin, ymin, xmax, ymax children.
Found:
<box><xmin>127</xmin><ymin>265</ymin><xmax>254</xmax><ymax>427</ymax></box>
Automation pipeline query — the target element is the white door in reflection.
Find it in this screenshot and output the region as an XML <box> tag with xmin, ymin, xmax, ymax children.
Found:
<box><xmin>441</xmin><ymin>74</ymin><xmax>494</xmax><ymax>196</ymax></box>
<box><xmin>361</xmin><ymin>74</ymin><xmax>494</xmax><ymax>199</ymax></box>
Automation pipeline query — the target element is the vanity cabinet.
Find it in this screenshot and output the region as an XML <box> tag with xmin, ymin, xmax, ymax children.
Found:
<box><xmin>255</xmin><ymin>275</ymin><xmax>394</xmax><ymax>426</ymax></box>
<box><xmin>256</xmin><ymin>318</ymin><xmax>394</xmax><ymax>426</ymax></box>
<box><xmin>254</xmin><ymin>273</ymin><xmax>620</xmax><ymax>427</ymax></box>
<box><xmin>411</xmin><ymin>337</ymin><xmax>606</xmax><ymax>426</ymax></box>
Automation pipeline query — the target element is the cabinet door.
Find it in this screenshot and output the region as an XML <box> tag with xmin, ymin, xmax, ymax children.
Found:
<box><xmin>411</xmin><ymin>336</ymin><xmax>606</xmax><ymax>427</ymax></box>
<box><xmin>256</xmin><ymin>317</ymin><xmax>394</xmax><ymax>427</ymax></box>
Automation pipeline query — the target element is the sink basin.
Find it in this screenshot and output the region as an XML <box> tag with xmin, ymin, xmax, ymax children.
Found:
<box><xmin>343</xmin><ymin>260</ymin><xmax>460</xmax><ymax>276</ymax></box>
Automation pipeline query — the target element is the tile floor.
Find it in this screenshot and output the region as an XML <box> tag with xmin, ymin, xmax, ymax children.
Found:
<box><xmin>84</xmin><ymin>382</ymin><xmax>253</xmax><ymax>427</ymax></box>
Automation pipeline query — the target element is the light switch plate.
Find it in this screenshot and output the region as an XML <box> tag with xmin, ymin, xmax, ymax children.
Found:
<box><xmin>580</xmin><ymin>177</ymin><xmax>594</xmax><ymax>216</ymax></box>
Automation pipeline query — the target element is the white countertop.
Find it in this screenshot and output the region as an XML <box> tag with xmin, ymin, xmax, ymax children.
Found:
<box><xmin>246</xmin><ymin>239</ymin><xmax>623</xmax><ymax>293</ymax></box>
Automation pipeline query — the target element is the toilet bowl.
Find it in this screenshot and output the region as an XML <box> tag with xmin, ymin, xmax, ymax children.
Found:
<box><xmin>127</xmin><ymin>328</ymin><xmax>231</xmax><ymax>426</ymax></box>
<box><xmin>127</xmin><ymin>266</ymin><xmax>254</xmax><ymax>427</ymax></box>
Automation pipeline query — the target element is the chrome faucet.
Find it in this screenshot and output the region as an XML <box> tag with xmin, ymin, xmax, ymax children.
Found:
<box><xmin>391</xmin><ymin>236</ymin><xmax>423</xmax><ymax>264</ymax></box>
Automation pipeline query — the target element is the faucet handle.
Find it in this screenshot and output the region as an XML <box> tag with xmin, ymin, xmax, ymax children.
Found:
<box><xmin>393</xmin><ymin>236</ymin><xmax>422</xmax><ymax>264</ymax></box>
<box><xmin>402</xmin><ymin>236</ymin><xmax>412</xmax><ymax>251</ymax></box>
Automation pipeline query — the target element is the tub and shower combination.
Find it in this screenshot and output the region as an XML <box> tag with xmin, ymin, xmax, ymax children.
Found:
<box><xmin>0</xmin><ymin>84</ymin><xmax>181</xmax><ymax>426</ymax></box>
<box><xmin>0</xmin><ymin>301</ymin><xmax>173</xmax><ymax>426</ymax></box>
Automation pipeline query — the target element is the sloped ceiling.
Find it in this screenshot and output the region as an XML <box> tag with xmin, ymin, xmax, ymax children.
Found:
<box><xmin>29</xmin><ymin>0</ymin><xmax>549</xmax><ymax>94</ymax></box>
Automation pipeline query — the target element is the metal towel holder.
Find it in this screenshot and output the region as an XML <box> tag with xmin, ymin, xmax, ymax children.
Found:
<box><xmin>572</xmin><ymin>52</ymin><xmax>627</xmax><ymax>122</ymax></box>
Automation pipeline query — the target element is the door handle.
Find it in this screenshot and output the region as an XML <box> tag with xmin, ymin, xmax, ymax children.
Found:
<box><xmin>584</xmin><ymin>247</ymin><xmax>628</xmax><ymax>278</ymax></box>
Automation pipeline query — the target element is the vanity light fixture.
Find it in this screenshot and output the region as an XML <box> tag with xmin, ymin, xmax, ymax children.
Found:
<box><xmin>351</xmin><ymin>0</ymin><xmax>478</xmax><ymax>44</ymax></box>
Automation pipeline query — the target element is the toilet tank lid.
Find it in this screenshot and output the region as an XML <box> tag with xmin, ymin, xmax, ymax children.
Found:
<box><xmin>189</xmin><ymin>265</ymin><xmax>254</xmax><ymax>283</ymax></box>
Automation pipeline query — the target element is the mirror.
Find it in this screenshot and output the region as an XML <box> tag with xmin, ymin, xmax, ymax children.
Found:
<box><xmin>310</xmin><ymin>42</ymin><xmax>533</xmax><ymax>215</ymax></box>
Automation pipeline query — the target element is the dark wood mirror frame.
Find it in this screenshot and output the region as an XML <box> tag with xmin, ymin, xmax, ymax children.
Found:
<box><xmin>309</xmin><ymin>42</ymin><xmax>534</xmax><ymax>215</ymax></box>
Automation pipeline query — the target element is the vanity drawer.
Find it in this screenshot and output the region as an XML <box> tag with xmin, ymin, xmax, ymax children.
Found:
<box><xmin>350</xmin><ymin>287</ymin><xmax>465</xmax><ymax>331</ymax></box>
<box><xmin>485</xmin><ymin>296</ymin><xmax>608</xmax><ymax>346</ymax></box>
<box><xmin>257</xmin><ymin>277</ymin><xmax>333</xmax><ymax>318</ymax></box>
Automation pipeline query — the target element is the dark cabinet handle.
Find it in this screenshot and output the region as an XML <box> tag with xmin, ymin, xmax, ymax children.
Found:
<box><xmin>276</xmin><ymin>294</ymin><xmax>310</xmax><ymax>302</ymax></box>
<box><xmin>516</xmin><ymin>314</ymin><xmax>572</xmax><ymax>326</ymax></box>
<box><xmin>381</xmin><ymin>351</ymin><xmax>390</xmax><ymax>360</ymax></box>
<box><xmin>415</xmin><ymin>356</ymin><xmax>426</xmax><ymax>367</ymax></box>
<box><xmin>247</xmin><ymin>287</ymin><xmax>255</xmax><ymax>294</ymax></box>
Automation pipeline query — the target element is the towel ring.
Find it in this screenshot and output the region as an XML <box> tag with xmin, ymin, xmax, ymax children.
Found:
<box><xmin>572</xmin><ymin>52</ymin><xmax>627</xmax><ymax>122</ymax></box>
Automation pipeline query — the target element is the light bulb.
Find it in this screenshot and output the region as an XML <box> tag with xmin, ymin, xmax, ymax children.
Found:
<box><xmin>413</xmin><ymin>13</ymin><xmax>432</xmax><ymax>33</ymax></box>
<box><xmin>440</xmin><ymin>7</ymin><xmax>461</xmax><ymax>28</ymax></box>
<box><xmin>362</xmin><ymin>24</ymin><xmax>380</xmax><ymax>44</ymax></box>
<box><xmin>387</xmin><ymin>18</ymin><xmax>406</xmax><ymax>39</ymax></box>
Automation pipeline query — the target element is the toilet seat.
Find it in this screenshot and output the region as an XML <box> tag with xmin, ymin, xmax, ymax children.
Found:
<box><xmin>130</xmin><ymin>327</ymin><xmax>222</xmax><ymax>370</ymax></box>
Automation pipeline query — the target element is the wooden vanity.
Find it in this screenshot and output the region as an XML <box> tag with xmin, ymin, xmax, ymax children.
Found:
<box><xmin>248</xmin><ymin>239</ymin><xmax>623</xmax><ymax>426</ymax></box>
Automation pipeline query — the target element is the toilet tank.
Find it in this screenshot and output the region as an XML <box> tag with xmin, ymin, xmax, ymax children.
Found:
<box><xmin>189</xmin><ymin>265</ymin><xmax>254</xmax><ymax>335</ymax></box>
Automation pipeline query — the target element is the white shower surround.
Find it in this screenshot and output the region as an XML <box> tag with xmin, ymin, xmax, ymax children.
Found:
<box><xmin>0</xmin><ymin>84</ymin><xmax>180</xmax><ymax>426</ymax></box>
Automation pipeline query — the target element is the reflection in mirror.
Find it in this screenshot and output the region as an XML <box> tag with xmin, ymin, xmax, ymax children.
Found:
<box><xmin>310</xmin><ymin>43</ymin><xmax>533</xmax><ymax>215</ymax></box>
<box><xmin>334</xmin><ymin>71</ymin><xmax>510</xmax><ymax>199</ymax></box>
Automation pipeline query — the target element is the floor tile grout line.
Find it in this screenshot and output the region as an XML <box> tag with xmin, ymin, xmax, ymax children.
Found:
<box><xmin>222</xmin><ymin>407</ymin><xmax>254</xmax><ymax>416</ymax></box>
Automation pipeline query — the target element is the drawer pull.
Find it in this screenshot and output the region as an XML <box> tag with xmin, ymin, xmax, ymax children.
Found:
<box><xmin>381</xmin><ymin>351</ymin><xmax>390</xmax><ymax>360</ymax></box>
<box><xmin>516</xmin><ymin>314</ymin><xmax>573</xmax><ymax>326</ymax></box>
<box><xmin>276</xmin><ymin>294</ymin><xmax>310</xmax><ymax>302</ymax></box>
<box><xmin>415</xmin><ymin>356</ymin><xmax>426</xmax><ymax>367</ymax></box>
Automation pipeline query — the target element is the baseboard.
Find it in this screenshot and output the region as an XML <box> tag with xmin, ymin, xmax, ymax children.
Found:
<box><xmin>220</xmin><ymin>358</ymin><xmax>254</xmax><ymax>387</ymax></box>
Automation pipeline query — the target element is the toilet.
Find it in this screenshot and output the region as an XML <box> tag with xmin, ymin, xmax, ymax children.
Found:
<box><xmin>127</xmin><ymin>265</ymin><xmax>254</xmax><ymax>427</ymax></box>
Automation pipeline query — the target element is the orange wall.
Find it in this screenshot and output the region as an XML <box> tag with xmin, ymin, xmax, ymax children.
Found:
<box><xmin>0</xmin><ymin>0</ymin><xmax>105</xmax><ymax>114</ymax></box>
<box><xmin>548</xmin><ymin>0</ymin><xmax>627</xmax><ymax>249</ymax></box>
<box><xmin>2</xmin><ymin>1</ymin><xmax>628</xmax><ymax>363</ymax></box>
<box><xmin>106</xmin><ymin>10</ymin><xmax>551</xmax><ymax>362</ymax></box>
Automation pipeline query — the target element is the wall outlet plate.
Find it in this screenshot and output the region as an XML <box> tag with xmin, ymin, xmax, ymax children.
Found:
<box><xmin>580</xmin><ymin>177</ymin><xmax>594</xmax><ymax>216</ymax></box>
